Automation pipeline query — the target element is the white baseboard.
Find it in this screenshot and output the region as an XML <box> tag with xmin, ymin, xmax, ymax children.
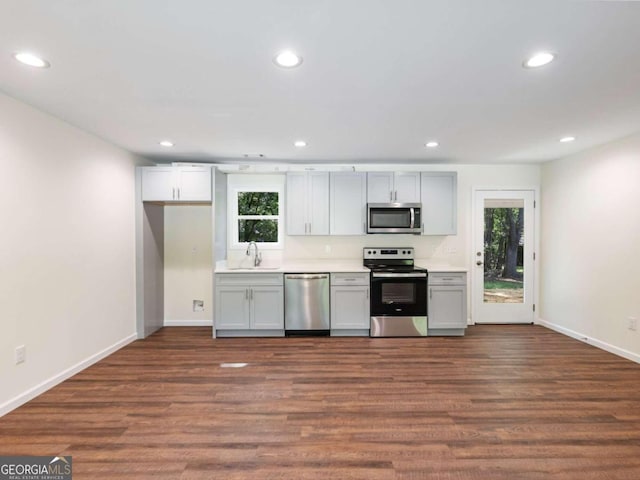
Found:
<box><xmin>164</xmin><ymin>319</ymin><xmax>213</xmax><ymax>327</ymax></box>
<box><xmin>0</xmin><ymin>333</ymin><xmax>137</xmax><ymax>417</ymax></box>
<box><xmin>537</xmin><ymin>318</ymin><xmax>640</xmax><ymax>364</ymax></box>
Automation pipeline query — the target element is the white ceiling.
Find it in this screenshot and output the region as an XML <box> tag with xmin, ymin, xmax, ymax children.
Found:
<box><xmin>2</xmin><ymin>0</ymin><xmax>640</xmax><ymax>165</ymax></box>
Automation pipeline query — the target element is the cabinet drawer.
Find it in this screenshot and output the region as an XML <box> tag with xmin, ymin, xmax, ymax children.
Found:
<box><xmin>215</xmin><ymin>273</ymin><xmax>284</xmax><ymax>286</ymax></box>
<box><xmin>331</xmin><ymin>272</ymin><xmax>370</xmax><ymax>286</ymax></box>
<box><xmin>429</xmin><ymin>272</ymin><xmax>466</xmax><ymax>285</ymax></box>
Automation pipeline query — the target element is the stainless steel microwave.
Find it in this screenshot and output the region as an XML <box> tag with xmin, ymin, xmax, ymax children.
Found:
<box><xmin>367</xmin><ymin>203</ymin><xmax>422</xmax><ymax>234</ymax></box>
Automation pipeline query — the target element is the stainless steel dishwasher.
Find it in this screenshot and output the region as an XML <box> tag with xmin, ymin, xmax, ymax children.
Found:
<box><xmin>284</xmin><ymin>273</ymin><xmax>330</xmax><ymax>336</ymax></box>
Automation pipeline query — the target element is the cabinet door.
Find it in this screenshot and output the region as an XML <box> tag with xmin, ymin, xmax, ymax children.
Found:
<box><xmin>177</xmin><ymin>167</ymin><xmax>212</xmax><ymax>201</ymax></box>
<box><xmin>331</xmin><ymin>286</ymin><xmax>370</xmax><ymax>329</ymax></box>
<box><xmin>250</xmin><ymin>286</ymin><xmax>284</xmax><ymax>329</ymax></box>
<box><xmin>429</xmin><ymin>285</ymin><xmax>467</xmax><ymax>329</ymax></box>
<box><xmin>395</xmin><ymin>172</ymin><xmax>421</xmax><ymax>203</ymax></box>
<box><xmin>286</xmin><ymin>172</ymin><xmax>308</xmax><ymax>235</ymax></box>
<box><xmin>141</xmin><ymin>167</ymin><xmax>175</xmax><ymax>201</ymax></box>
<box><xmin>367</xmin><ymin>172</ymin><xmax>394</xmax><ymax>203</ymax></box>
<box><xmin>308</xmin><ymin>172</ymin><xmax>329</xmax><ymax>235</ymax></box>
<box><xmin>330</xmin><ymin>172</ymin><xmax>367</xmax><ymax>235</ymax></box>
<box><xmin>215</xmin><ymin>286</ymin><xmax>250</xmax><ymax>329</ymax></box>
<box><xmin>421</xmin><ymin>172</ymin><xmax>457</xmax><ymax>235</ymax></box>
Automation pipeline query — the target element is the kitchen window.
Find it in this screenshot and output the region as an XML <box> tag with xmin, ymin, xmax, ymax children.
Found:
<box><xmin>228</xmin><ymin>175</ymin><xmax>284</xmax><ymax>249</ymax></box>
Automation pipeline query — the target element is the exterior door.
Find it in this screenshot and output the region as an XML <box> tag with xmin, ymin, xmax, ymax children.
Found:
<box><xmin>473</xmin><ymin>190</ymin><xmax>535</xmax><ymax>324</ymax></box>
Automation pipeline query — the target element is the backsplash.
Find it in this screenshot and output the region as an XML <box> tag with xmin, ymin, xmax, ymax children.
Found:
<box><xmin>282</xmin><ymin>234</ymin><xmax>465</xmax><ymax>264</ymax></box>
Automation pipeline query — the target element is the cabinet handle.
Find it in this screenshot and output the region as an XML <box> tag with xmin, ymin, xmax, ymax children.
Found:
<box><xmin>177</xmin><ymin>188</ymin><xmax>181</xmax><ymax>200</ymax></box>
<box><xmin>245</xmin><ymin>289</ymin><xmax>249</xmax><ymax>300</ymax></box>
<box><xmin>390</xmin><ymin>190</ymin><xmax>393</xmax><ymax>201</ymax></box>
<box><xmin>172</xmin><ymin>187</ymin><xmax>176</xmax><ymax>200</ymax></box>
<box><xmin>429</xmin><ymin>288</ymin><xmax>432</xmax><ymax>299</ymax></box>
<box><xmin>394</xmin><ymin>190</ymin><xmax>398</xmax><ymax>201</ymax></box>
<box><xmin>250</xmin><ymin>289</ymin><xmax>253</xmax><ymax>300</ymax></box>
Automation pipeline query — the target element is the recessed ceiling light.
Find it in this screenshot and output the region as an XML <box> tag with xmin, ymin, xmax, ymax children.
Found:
<box><xmin>560</xmin><ymin>136</ymin><xmax>575</xmax><ymax>143</ymax></box>
<box><xmin>159</xmin><ymin>140</ymin><xmax>174</xmax><ymax>147</ymax></box>
<box><xmin>294</xmin><ymin>140</ymin><xmax>307</xmax><ymax>147</ymax></box>
<box><xmin>425</xmin><ymin>141</ymin><xmax>439</xmax><ymax>148</ymax></box>
<box><xmin>13</xmin><ymin>52</ymin><xmax>50</xmax><ymax>68</ymax></box>
<box><xmin>523</xmin><ymin>52</ymin><xmax>556</xmax><ymax>69</ymax></box>
<box><xmin>273</xmin><ymin>50</ymin><xmax>303</xmax><ymax>68</ymax></box>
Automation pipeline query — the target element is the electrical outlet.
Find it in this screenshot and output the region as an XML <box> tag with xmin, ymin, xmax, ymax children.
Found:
<box><xmin>628</xmin><ymin>317</ymin><xmax>637</xmax><ymax>331</ymax></box>
<box><xmin>193</xmin><ymin>300</ymin><xmax>204</xmax><ymax>312</ymax></box>
<box><xmin>15</xmin><ymin>345</ymin><xmax>26</xmax><ymax>364</ymax></box>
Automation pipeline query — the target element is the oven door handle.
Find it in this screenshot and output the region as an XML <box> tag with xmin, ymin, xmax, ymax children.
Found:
<box><xmin>372</xmin><ymin>272</ymin><xmax>427</xmax><ymax>278</ymax></box>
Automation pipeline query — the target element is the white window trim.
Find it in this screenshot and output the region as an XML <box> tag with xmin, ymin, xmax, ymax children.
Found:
<box><xmin>227</xmin><ymin>176</ymin><xmax>284</xmax><ymax>250</ymax></box>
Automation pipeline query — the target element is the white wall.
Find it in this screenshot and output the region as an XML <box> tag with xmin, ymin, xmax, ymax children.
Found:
<box><xmin>163</xmin><ymin>205</ymin><xmax>212</xmax><ymax>325</ymax></box>
<box><xmin>540</xmin><ymin>133</ymin><xmax>640</xmax><ymax>361</ymax></box>
<box><xmin>0</xmin><ymin>92</ymin><xmax>147</xmax><ymax>415</ymax></box>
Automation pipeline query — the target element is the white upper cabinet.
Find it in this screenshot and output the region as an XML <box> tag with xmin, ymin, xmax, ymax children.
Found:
<box><xmin>141</xmin><ymin>166</ymin><xmax>212</xmax><ymax>202</ymax></box>
<box><xmin>420</xmin><ymin>172</ymin><xmax>457</xmax><ymax>235</ymax></box>
<box><xmin>286</xmin><ymin>172</ymin><xmax>329</xmax><ymax>235</ymax></box>
<box><xmin>394</xmin><ymin>173</ymin><xmax>421</xmax><ymax>203</ymax></box>
<box><xmin>330</xmin><ymin>172</ymin><xmax>367</xmax><ymax>235</ymax></box>
<box><xmin>367</xmin><ymin>172</ymin><xmax>420</xmax><ymax>203</ymax></box>
<box><xmin>367</xmin><ymin>172</ymin><xmax>394</xmax><ymax>203</ymax></box>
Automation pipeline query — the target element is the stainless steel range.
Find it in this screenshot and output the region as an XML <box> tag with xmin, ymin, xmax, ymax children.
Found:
<box><xmin>364</xmin><ymin>247</ymin><xmax>428</xmax><ymax>337</ymax></box>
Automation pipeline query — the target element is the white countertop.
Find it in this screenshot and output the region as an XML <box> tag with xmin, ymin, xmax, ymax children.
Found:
<box><xmin>215</xmin><ymin>260</ymin><xmax>369</xmax><ymax>274</ymax></box>
<box><xmin>215</xmin><ymin>259</ymin><xmax>465</xmax><ymax>274</ymax></box>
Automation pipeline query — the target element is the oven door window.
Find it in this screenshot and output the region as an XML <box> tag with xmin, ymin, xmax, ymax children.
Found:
<box><xmin>381</xmin><ymin>283</ymin><xmax>416</xmax><ymax>304</ymax></box>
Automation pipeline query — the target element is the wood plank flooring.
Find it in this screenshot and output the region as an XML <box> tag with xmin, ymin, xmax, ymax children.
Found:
<box><xmin>2</xmin><ymin>325</ymin><xmax>640</xmax><ymax>479</ymax></box>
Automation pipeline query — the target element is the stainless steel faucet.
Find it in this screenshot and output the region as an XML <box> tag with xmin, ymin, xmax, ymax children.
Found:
<box><xmin>246</xmin><ymin>241</ymin><xmax>262</xmax><ymax>267</ymax></box>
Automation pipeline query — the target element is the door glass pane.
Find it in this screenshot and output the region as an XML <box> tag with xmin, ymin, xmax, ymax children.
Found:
<box><xmin>483</xmin><ymin>199</ymin><xmax>524</xmax><ymax>303</ymax></box>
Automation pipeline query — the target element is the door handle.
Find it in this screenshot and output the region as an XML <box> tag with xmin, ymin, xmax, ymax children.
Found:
<box><xmin>476</xmin><ymin>261</ymin><xmax>483</xmax><ymax>266</ymax></box>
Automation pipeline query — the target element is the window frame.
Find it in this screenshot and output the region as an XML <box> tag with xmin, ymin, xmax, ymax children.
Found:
<box><xmin>228</xmin><ymin>182</ymin><xmax>284</xmax><ymax>250</ymax></box>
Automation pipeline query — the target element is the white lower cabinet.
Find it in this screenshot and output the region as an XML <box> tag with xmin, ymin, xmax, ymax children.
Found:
<box><xmin>330</xmin><ymin>273</ymin><xmax>370</xmax><ymax>336</ymax></box>
<box><xmin>215</xmin><ymin>273</ymin><xmax>284</xmax><ymax>336</ymax></box>
<box><xmin>428</xmin><ymin>272</ymin><xmax>467</xmax><ymax>336</ymax></box>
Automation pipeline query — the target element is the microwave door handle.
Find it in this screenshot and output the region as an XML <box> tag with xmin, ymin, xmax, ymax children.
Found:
<box><xmin>410</xmin><ymin>208</ymin><xmax>415</xmax><ymax>229</ymax></box>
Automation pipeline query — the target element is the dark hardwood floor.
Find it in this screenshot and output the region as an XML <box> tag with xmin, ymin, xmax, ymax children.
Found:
<box><xmin>2</xmin><ymin>325</ymin><xmax>640</xmax><ymax>479</ymax></box>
